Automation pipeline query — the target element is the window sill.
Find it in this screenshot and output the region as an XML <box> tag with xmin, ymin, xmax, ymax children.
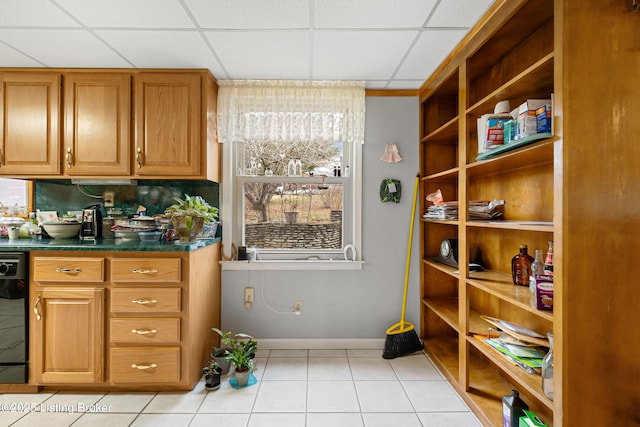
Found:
<box><xmin>221</xmin><ymin>260</ymin><xmax>364</xmax><ymax>271</ymax></box>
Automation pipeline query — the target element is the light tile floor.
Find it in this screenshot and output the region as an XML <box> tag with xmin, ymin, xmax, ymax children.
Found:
<box><xmin>0</xmin><ymin>349</ymin><xmax>482</xmax><ymax>427</ymax></box>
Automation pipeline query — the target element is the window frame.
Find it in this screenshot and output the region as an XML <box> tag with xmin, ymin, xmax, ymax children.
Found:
<box><xmin>221</xmin><ymin>140</ymin><xmax>363</xmax><ymax>270</ymax></box>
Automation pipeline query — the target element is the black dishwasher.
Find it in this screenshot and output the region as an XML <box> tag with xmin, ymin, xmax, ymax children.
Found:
<box><xmin>0</xmin><ymin>252</ymin><xmax>28</xmax><ymax>383</ymax></box>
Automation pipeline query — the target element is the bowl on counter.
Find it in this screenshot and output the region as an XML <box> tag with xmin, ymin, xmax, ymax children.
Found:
<box><xmin>41</xmin><ymin>221</ymin><xmax>81</xmax><ymax>239</ymax></box>
<box><xmin>139</xmin><ymin>231</ymin><xmax>162</xmax><ymax>242</ymax></box>
<box><xmin>114</xmin><ymin>230</ymin><xmax>140</xmax><ymax>241</ymax></box>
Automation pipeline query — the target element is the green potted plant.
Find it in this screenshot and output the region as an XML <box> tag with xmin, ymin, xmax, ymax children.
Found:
<box><xmin>211</xmin><ymin>328</ymin><xmax>234</xmax><ymax>375</ymax></box>
<box><xmin>202</xmin><ymin>359</ymin><xmax>221</xmax><ymax>391</ymax></box>
<box><xmin>224</xmin><ymin>333</ymin><xmax>258</xmax><ymax>387</ymax></box>
<box><xmin>167</xmin><ymin>194</ymin><xmax>219</xmax><ymax>242</ymax></box>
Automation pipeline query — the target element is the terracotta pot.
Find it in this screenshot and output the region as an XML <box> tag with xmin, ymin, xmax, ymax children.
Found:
<box><xmin>171</xmin><ymin>216</ymin><xmax>204</xmax><ymax>242</ymax></box>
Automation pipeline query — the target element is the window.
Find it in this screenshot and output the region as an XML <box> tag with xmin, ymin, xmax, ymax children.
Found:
<box><xmin>0</xmin><ymin>178</ymin><xmax>29</xmax><ymax>215</ymax></box>
<box><xmin>218</xmin><ymin>80</ymin><xmax>365</xmax><ymax>264</ymax></box>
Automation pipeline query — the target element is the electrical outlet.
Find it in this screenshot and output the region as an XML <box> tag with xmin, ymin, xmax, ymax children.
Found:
<box><xmin>293</xmin><ymin>300</ymin><xmax>303</xmax><ymax>315</ymax></box>
<box><xmin>244</xmin><ymin>287</ymin><xmax>254</xmax><ymax>304</ymax></box>
<box><xmin>103</xmin><ymin>191</ymin><xmax>115</xmax><ymax>207</ymax></box>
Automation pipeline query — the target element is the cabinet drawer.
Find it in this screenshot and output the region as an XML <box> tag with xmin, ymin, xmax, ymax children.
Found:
<box><xmin>110</xmin><ymin>288</ymin><xmax>181</xmax><ymax>313</ymax></box>
<box><xmin>110</xmin><ymin>258</ymin><xmax>181</xmax><ymax>282</ymax></box>
<box><xmin>33</xmin><ymin>257</ymin><xmax>105</xmax><ymax>282</ymax></box>
<box><xmin>111</xmin><ymin>318</ymin><xmax>180</xmax><ymax>343</ymax></box>
<box><xmin>110</xmin><ymin>347</ymin><xmax>180</xmax><ymax>383</ymax></box>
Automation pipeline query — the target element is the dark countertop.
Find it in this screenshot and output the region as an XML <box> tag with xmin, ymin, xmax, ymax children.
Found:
<box><xmin>0</xmin><ymin>237</ymin><xmax>220</xmax><ymax>252</ymax></box>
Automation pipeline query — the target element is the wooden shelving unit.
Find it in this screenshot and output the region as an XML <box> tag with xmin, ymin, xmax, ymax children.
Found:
<box><xmin>419</xmin><ymin>0</ymin><xmax>556</xmax><ymax>425</ymax></box>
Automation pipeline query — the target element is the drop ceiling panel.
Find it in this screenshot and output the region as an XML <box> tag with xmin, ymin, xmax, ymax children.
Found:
<box><xmin>427</xmin><ymin>0</ymin><xmax>494</xmax><ymax>27</ymax></box>
<box><xmin>0</xmin><ymin>43</ymin><xmax>43</xmax><ymax>67</ymax></box>
<box><xmin>55</xmin><ymin>0</ymin><xmax>195</xmax><ymax>28</ymax></box>
<box><xmin>0</xmin><ymin>29</ymin><xmax>131</xmax><ymax>68</ymax></box>
<box><xmin>185</xmin><ymin>0</ymin><xmax>309</xmax><ymax>29</ymax></box>
<box><xmin>205</xmin><ymin>31</ymin><xmax>309</xmax><ymax>80</ymax></box>
<box><xmin>394</xmin><ymin>29</ymin><xmax>467</xmax><ymax>81</ymax></box>
<box><xmin>96</xmin><ymin>30</ymin><xmax>223</xmax><ymax>71</ymax></box>
<box><xmin>0</xmin><ymin>0</ymin><xmax>80</xmax><ymax>27</ymax></box>
<box><xmin>314</xmin><ymin>0</ymin><xmax>438</xmax><ymax>28</ymax></box>
<box><xmin>313</xmin><ymin>30</ymin><xmax>417</xmax><ymax>81</ymax></box>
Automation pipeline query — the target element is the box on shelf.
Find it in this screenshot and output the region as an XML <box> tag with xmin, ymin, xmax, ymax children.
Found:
<box><xmin>519</xmin><ymin>410</ymin><xmax>549</xmax><ymax>427</ymax></box>
<box><xmin>535</xmin><ymin>275</ymin><xmax>554</xmax><ymax>311</ymax></box>
<box><xmin>516</xmin><ymin>99</ymin><xmax>551</xmax><ymax>139</ymax></box>
<box><xmin>536</xmin><ymin>104</ymin><xmax>552</xmax><ymax>133</ymax></box>
<box><xmin>477</xmin><ymin>113</ymin><xmax>512</xmax><ymax>153</ymax></box>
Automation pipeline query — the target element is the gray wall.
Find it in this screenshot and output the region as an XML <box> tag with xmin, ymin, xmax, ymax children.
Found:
<box><xmin>221</xmin><ymin>96</ymin><xmax>420</xmax><ymax>339</ymax></box>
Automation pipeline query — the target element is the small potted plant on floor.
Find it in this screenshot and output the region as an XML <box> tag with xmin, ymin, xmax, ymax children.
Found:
<box><xmin>203</xmin><ymin>360</ymin><xmax>221</xmax><ymax>391</ymax></box>
<box><xmin>211</xmin><ymin>328</ymin><xmax>234</xmax><ymax>375</ymax></box>
<box><xmin>224</xmin><ymin>333</ymin><xmax>258</xmax><ymax>387</ymax></box>
<box><xmin>167</xmin><ymin>194</ymin><xmax>219</xmax><ymax>242</ymax></box>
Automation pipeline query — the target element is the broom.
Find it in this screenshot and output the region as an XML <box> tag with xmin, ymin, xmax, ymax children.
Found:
<box><xmin>382</xmin><ymin>173</ymin><xmax>424</xmax><ymax>359</ymax></box>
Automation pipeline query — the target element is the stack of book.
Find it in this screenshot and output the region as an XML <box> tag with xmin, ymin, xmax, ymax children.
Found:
<box><xmin>423</xmin><ymin>201</ymin><xmax>458</xmax><ymax>220</ymax></box>
<box><xmin>423</xmin><ymin>199</ymin><xmax>505</xmax><ymax>221</ymax></box>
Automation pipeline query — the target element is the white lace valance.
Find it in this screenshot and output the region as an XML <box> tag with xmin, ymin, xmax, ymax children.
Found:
<box><xmin>217</xmin><ymin>80</ymin><xmax>366</xmax><ymax>145</ymax></box>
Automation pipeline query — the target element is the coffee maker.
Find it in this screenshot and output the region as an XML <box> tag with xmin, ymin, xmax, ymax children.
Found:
<box><xmin>80</xmin><ymin>204</ymin><xmax>102</xmax><ymax>240</ymax></box>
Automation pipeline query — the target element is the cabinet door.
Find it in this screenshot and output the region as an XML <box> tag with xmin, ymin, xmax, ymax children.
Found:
<box><xmin>133</xmin><ymin>73</ymin><xmax>201</xmax><ymax>177</ymax></box>
<box><xmin>32</xmin><ymin>287</ymin><xmax>104</xmax><ymax>384</ymax></box>
<box><xmin>0</xmin><ymin>72</ymin><xmax>60</xmax><ymax>175</ymax></box>
<box><xmin>63</xmin><ymin>73</ymin><xmax>131</xmax><ymax>176</ymax></box>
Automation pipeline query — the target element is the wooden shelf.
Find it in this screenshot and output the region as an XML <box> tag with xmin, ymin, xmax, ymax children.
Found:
<box><xmin>466</xmin><ymin>220</ymin><xmax>553</xmax><ymax>233</ymax></box>
<box><xmin>423</xmin><ymin>166</ymin><xmax>459</xmax><ymax>181</ymax></box>
<box><xmin>423</xmin><ymin>259</ymin><xmax>460</xmax><ymax>279</ymax></box>
<box><xmin>466</xmin><ymin>53</ymin><xmax>555</xmax><ymax>117</ymax></box>
<box><xmin>423</xmin><ymin>297</ymin><xmax>459</xmax><ymax>332</ymax></box>
<box><xmin>466</xmin><ymin>139</ymin><xmax>554</xmax><ymax>177</ymax></box>
<box><xmin>467</xmin><ymin>335</ymin><xmax>553</xmax><ymax>411</ymax></box>
<box><xmin>422</xmin><ymin>116</ymin><xmax>458</xmax><ymax>143</ymax></box>
<box><xmin>466</xmin><ymin>270</ymin><xmax>553</xmax><ymax>322</ymax></box>
<box><xmin>422</xmin><ymin>335</ymin><xmax>459</xmax><ymax>383</ymax></box>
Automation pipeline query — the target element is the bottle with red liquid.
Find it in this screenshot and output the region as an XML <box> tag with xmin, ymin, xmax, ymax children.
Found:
<box><xmin>511</xmin><ymin>245</ymin><xmax>534</xmax><ymax>286</ymax></box>
<box><xmin>544</xmin><ymin>240</ymin><xmax>554</xmax><ymax>275</ymax></box>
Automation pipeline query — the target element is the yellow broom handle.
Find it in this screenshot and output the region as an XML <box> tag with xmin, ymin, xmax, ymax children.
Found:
<box><xmin>400</xmin><ymin>174</ymin><xmax>420</xmax><ymax>325</ymax></box>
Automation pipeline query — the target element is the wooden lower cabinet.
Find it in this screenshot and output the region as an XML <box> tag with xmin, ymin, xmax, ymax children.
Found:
<box><xmin>32</xmin><ymin>287</ymin><xmax>104</xmax><ymax>384</ymax></box>
<box><xmin>29</xmin><ymin>243</ymin><xmax>221</xmax><ymax>391</ymax></box>
<box><xmin>110</xmin><ymin>347</ymin><xmax>180</xmax><ymax>383</ymax></box>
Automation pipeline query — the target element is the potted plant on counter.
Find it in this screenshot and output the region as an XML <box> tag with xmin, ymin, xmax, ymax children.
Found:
<box><xmin>167</xmin><ymin>194</ymin><xmax>219</xmax><ymax>243</ymax></box>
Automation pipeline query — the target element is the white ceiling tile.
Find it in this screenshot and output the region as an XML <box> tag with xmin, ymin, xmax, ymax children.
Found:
<box><xmin>365</xmin><ymin>80</ymin><xmax>393</xmax><ymax>89</ymax></box>
<box><xmin>96</xmin><ymin>30</ymin><xmax>223</xmax><ymax>72</ymax></box>
<box><xmin>386</xmin><ymin>80</ymin><xmax>424</xmax><ymax>90</ymax></box>
<box><xmin>0</xmin><ymin>0</ymin><xmax>80</xmax><ymax>27</ymax></box>
<box><xmin>185</xmin><ymin>0</ymin><xmax>309</xmax><ymax>29</ymax></box>
<box><xmin>0</xmin><ymin>29</ymin><xmax>131</xmax><ymax>68</ymax></box>
<box><xmin>0</xmin><ymin>43</ymin><xmax>44</xmax><ymax>67</ymax></box>
<box><xmin>204</xmin><ymin>31</ymin><xmax>309</xmax><ymax>80</ymax></box>
<box><xmin>394</xmin><ymin>29</ymin><xmax>467</xmax><ymax>80</ymax></box>
<box><xmin>313</xmin><ymin>30</ymin><xmax>417</xmax><ymax>80</ymax></box>
<box><xmin>315</xmin><ymin>0</ymin><xmax>437</xmax><ymax>28</ymax></box>
<box><xmin>427</xmin><ymin>0</ymin><xmax>494</xmax><ymax>27</ymax></box>
<box><xmin>55</xmin><ymin>0</ymin><xmax>195</xmax><ymax>28</ymax></box>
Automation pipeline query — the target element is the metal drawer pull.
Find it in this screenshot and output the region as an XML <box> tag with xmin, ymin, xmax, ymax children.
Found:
<box><xmin>132</xmin><ymin>269</ymin><xmax>158</xmax><ymax>274</ymax></box>
<box><xmin>34</xmin><ymin>295</ymin><xmax>42</xmax><ymax>321</ymax></box>
<box><xmin>56</xmin><ymin>268</ymin><xmax>82</xmax><ymax>274</ymax></box>
<box><xmin>131</xmin><ymin>363</ymin><xmax>157</xmax><ymax>370</ymax></box>
<box><xmin>131</xmin><ymin>299</ymin><xmax>158</xmax><ymax>305</ymax></box>
<box><xmin>66</xmin><ymin>147</ymin><xmax>73</xmax><ymax>167</ymax></box>
<box><xmin>131</xmin><ymin>328</ymin><xmax>158</xmax><ymax>335</ymax></box>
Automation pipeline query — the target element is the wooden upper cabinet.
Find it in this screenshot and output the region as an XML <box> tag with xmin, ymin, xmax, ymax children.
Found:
<box><xmin>134</xmin><ymin>73</ymin><xmax>202</xmax><ymax>177</ymax></box>
<box><xmin>0</xmin><ymin>72</ymin><xmax>61</xmax><ymax>175</ymax></box>
<box><xmin>63</xmin><ymin>73</ymin><xmax>131</xmax><ymax>176</ymax></box>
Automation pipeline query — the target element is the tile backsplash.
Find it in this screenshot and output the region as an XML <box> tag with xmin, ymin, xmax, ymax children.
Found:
<box><xmin>35</xmin><ymin>180</ymin><xmax>219</xmax><ymax>219</ymax></box>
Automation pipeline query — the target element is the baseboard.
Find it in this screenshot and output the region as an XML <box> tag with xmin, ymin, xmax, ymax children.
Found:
<box><xmin>258</xmin><ymin>338</ymin><xmax>386</xmax><ymax>350</ymax></box>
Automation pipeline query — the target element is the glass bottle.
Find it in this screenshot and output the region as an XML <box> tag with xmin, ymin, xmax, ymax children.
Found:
<box><xmin>544</xmin><ymin>240</ymin><xmax>554</xmax><ymax>275</ymax></box>
<box><xmin>511</xmin><ymin>245</ymin><xmax>534</xmax><ymax>287</ymax></box>
<box><xmin>541</xmin><ymin>332</ymin><xmax>554</xmax><ymax>400</ymax></box>
<box><xmin>529</xmin><ymin>249</ymin><xmax>544</xmax><ymax>294</ymax></box>
<box><xmin>287</xmin><ymin>160</ymin><xmax>296</xmax><ymax>176</ymax></box>
<box><xmin>294</xmin><ymin>159</ymin><xmax>302</xmax><ymax>176</ymax></box>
